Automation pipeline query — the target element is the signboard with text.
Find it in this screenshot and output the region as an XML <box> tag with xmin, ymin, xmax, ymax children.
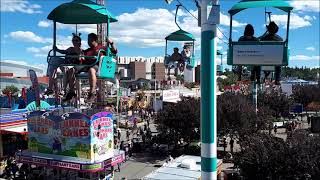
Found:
<box><xmin>233</xmin><ymin>45</ymin><xmax>284</xmax><ymax>65</ymax></box>
<box><xmin>27</xmin><ymin>111</ymin><xmax>114</xmax><ymax>162</ymax></box>
<box><xmin>27</xmin><ymin>111</ymin><xmax>92</xmax><ymax>160</ymax></box>
<box><xmin>91</xmin><ymin>112</ymin><xmax>114</xmax><ymax>161</ymax></box>
<box><xmin>162</xmin><ymin>90</ymin><xmax>180</xmax><ymax>102</ymax></box>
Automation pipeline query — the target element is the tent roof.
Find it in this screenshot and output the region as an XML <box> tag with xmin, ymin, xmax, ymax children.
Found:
<box><xmin>166</xmin><ymin>29</ymin><xmax>195</xmax><ymax>41</ymax></box>
<box><xmin>47</xmin><ymin>0</ymin><xmax>117</xmax><ymax>24</ymax></box>
<box><xmin>229</xmin><ymin>0</ymin><xmax>293</xmax><ymax>16</ymax></box>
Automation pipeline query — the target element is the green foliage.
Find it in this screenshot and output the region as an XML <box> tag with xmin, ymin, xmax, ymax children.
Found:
<box><xmin>184</xmin><ymin>82</ymin><xmax>197</xmax><ymax>89</ymax></box>
<box><xmin>292</xmin><ymin>85</ymin><xmax>320</xmax><ymax>107</ymax></box>
<box><xmin>258</xmin><ymin>90</ymin><xmax>293</xmax><ymax>118</ymax></box>
<box><xmin>217</xmin><ymin>73</ymin><xmax>238</xmax><ymax>91</ymax></box>
<box><xmin>217</xmin><ymin>92</ymin><xmax>272</xmax><ymax>136</ymax></box>
<box><xmin>282</xmin><ymin>66</ymin><xmax>319</xmax><ymax>81</ymax></box>
<box><xmin>234</xmin><ymin>131</ymin><xmax>320</xmax><ymax>179</ymax></box>
<box><xmin>156</xmin><ymin>97</ymin><xmax>200</xmax><ymax>145</ymax></box>
<box><xmin>2</xmin><ymin>85</ymin><xmax>19</xmax><ymax>95</ymax></box>
<box><xmin>142</xmin><ymin>83</ymin><xmax>150</xmax><ymax>91</ymax></box>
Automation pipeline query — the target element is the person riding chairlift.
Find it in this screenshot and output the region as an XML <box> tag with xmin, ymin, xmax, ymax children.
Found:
<box><xmin>180</xmin><ymin>45</ymin><xmax>191</xmax><ymax>73</ymax></box>
<box><xmin>238</xmin><ymin>24</ymin><xmax>260</xmax><ymax>83</ymax></box>
<box><xmin>168</xmin><ymin>47</ymin><xmax>182</xmax><ymax>78</ymax></box>
<box><xmin>260</xmin><ymin>21</ymin><xmax>283</xmax><ymax>85</ymax></box>
<box><xmin>44</xmin><ymin>33</ymin><xmax>84</xmax><ymax>101</ymax></box>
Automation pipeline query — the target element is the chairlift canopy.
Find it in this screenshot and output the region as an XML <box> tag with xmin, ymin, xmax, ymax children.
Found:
<box><xmin>47</xmin><ymin>0</ymin><xmax>117</xmax><ymax>24</ymax></box>
<box><xmin>228</xmin><ymin>0</ymin><xmax>293</xmax><ymax>16</ymax></box>
<box><xmin>165</xmin><ymin>29</ymin><xmax>195</xmax><ymax>41</ymax></box>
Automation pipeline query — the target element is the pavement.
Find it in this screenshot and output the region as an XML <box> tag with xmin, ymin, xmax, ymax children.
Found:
<box><xmin>114</xmin><ymin>153</ymin><xmax>166</xmax><ymax>180</ymax></box>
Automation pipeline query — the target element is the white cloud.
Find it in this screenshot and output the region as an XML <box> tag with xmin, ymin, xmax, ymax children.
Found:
<box><xmin>220</xmin><ymin>12</ymin><xmax>246</xmax><ymax>27</ymax></box>
<box><xmin>35</xmin><ymin>9</ymin><xmax>243</xmax><ymax>49</ymax></box>
<box><xmin>110</xmin><ymin>8</ymin><xmax>177</xmax><ymax>48</ymax></box>
<box><xmin>1</xmin><ymin>0</ymin><xmax>42</xmax><ymax>14</ymax></box>
<box><xmin>26</xmin><ymin>35</ymin><xmax>89</xmax><ymax>58</ymax></box>
<box><xmin>38</xmin><ymin>20</ymin><xmax>51</xmax><ymax>28</ymax></box>
<box><xmin>290</xmin><ymin>1</ymin><xmax>320</xmax><ymax>13</ymax></box>
<box><xmin>291</xmin><ymin>55</ymin><xmax>319</xmax><ymax>61</ymax></box>
<box><xmin>271</xmin><ymin>13</ymin><xmax>313</xmax><ymax>29</ymax></box>
<box><xmin>306</xmin><ymin>46</ymin><xmax>315</xmax><ymax>51</ymax></box>
<box><xmin>303</xmin><ymin>15</ymin><xmax>313</xmax><ymax>21</ymax></box>
<box><xmin>36</xmin><ymin>20</ymin><xmax>96</xmax><ymax>34</ymax></box>
<box><xmin>9</xmin><ymin>31</ymin><xmax>51</xmax><ymax>43</ymax></box>
<box><xmin>26</xmin><ymin>45</ymin><xmax>51</xmax><ymax>57</ymax></box>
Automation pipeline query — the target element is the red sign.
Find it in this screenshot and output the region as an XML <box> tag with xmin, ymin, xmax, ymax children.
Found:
<box><xmin>50</xmin><ymin>160</ymin><xmax>81</xmax><ymax>170</ymax></box>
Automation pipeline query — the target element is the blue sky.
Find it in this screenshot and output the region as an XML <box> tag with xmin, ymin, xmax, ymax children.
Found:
<box><xmin>1</xmin><ymin>0</ymin><xmax>319</xmax><ymax>71</ymax></box>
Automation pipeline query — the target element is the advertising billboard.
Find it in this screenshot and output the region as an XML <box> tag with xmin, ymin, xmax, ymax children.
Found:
<box><xmin>27</xmin><ymin>111</ymin><xmax>114</xmax><ymax>163</ymax></box>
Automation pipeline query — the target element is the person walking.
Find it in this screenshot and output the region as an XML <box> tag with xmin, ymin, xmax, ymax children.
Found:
<box><xmin>126</xmin><ymin>130</ymin><xmax>130</xmax><ymax>141</ymax></box>
<box><xmin>147</xmin><ymin>118</ymin><xmax>150</xmax><ymax>127</ymax></box>
<box><xmin>120</xmin><ymin>141</ymin><xmax>124</xmax><ymax>150</ymax></box>
<box><xmin>223</xmin><ymin>136</ymin><xmax>227</xmax><ymax>153</ymax></box>
<box><xmin>117</xmin><ymin>128</ymin><xmax>121</xmax><ymax>140</ymax></box>
<box><xmin>230</xmin><ymin>137</ymin><xmax>235</xmax><ymax>153</ymax></box>
<box><xmin>144</xmin><ymin>123</ymin><xmax>147</xmax><ymax>132</ymax></box>
<box><xmin>274</xmin><ymin>124</ymin><xmax>278</xmax><ymax>134</ymax></box>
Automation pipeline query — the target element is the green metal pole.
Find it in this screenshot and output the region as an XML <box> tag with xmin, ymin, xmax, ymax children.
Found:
<box><xmin>201</xmin><ymin>0</ymin><xmax>219</xmax><ymax>179</ymax></box>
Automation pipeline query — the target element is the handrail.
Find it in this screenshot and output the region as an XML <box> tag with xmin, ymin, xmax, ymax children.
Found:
<box><xmin>47</xmin><ymin>48</ymin><xmax>112</xmax><ymax>68</ymax></box>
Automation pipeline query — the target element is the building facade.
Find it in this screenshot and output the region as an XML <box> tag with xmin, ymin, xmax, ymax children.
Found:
<box><xmin>116</xmin><ymin>56</ymin><xmax>165</xmax><ymax>81</ymax></box>
<box><xmin>0</xmin><ymin>61</ymin><xmax>47</xmax><ymax>92</ymax></box>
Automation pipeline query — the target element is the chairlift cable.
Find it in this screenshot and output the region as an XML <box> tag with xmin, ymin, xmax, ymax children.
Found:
<box><xmin>217</xmin><ymin>26</ymin><xmax>229</xmax><ymax>41</ymax></box>
<box><xmin>176</xmin><ymin>0</ymin><xmax>198</xmax><ymax>20</ymax></box>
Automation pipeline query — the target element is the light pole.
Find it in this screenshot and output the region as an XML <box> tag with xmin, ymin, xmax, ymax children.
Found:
<box><xmin>154</xmin><ymin>80</ymin><xmax>157</xmax><ymax>112</ymax></box>
<box><xmin>164</xmin><ymin>0</ymin><xmax>219</xmax><ymax>178</ymax></box>
<box><xmin>200</xmin><ymin>0</ymin><xmax>219</xmax><ymax>179</ymax></box>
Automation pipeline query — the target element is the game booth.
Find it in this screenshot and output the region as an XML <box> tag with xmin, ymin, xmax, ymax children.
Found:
<box><xmin>16</xmin><ymin>110</ymin><xmax>124</xmax><ymax>179</ymax></box>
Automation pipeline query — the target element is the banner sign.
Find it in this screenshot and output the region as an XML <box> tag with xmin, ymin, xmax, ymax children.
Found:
<box><xmin>27</xmin><ymin>111</ymin><xmax>91</xmax><ymax>160</ymax></box>
<box><xmin>103</xmin><ymin>152</ymin><xmax>125</xmax><ymax>168</ymax></box>
<box><xmin>162</xmin><ymin>90</ymin><xmax>180</xmax><ymax>102</ymax></box>
<box><xmin>17</xmin><ymin>151</ymin><xmax>125</xmax><ymax>172</ymax></box>
<box><xmin>50</xmin><ymin>160</ymin><xmax>81</xmax><ymax>170</ymax></box>
<box><xmin>91</xmin><ymin>112</ymin><xmax>114</xmax><ymax>161</ymax></box>
<box><xmin>233</xmin><ymin>45</ymin><xmax>284</xmax><ymax>65</ymax></box>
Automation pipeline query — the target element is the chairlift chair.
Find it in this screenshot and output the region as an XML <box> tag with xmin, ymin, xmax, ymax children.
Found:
<box><xmin>46</xmin><ymin>0</ymin><xmax>118</xmax><ymax>107</ymax></box>
<box><xmin>164</xmin><ymin>4</ymin><xmax>196</xmax><ymax>70</ymax></box>
<box><xmin>227</xmin><ymin>0</ymin><xmax>293</xmax><ymax>66</ymax></box>
<box><xmin>47</xmin><ymin>0</ymin><xmax>118</xmax><ymax>80</ymax></box>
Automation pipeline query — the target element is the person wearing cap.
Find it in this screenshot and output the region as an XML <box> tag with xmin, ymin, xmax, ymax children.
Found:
<box><xmin>260</xmin><ymin>21</ymin><xmax>283</xmax><ymax>85</ymax></box>
<box><xmin>260</xmin><ymin>21</ymin><xmax>283</xmax><ymax>41</ymax></box>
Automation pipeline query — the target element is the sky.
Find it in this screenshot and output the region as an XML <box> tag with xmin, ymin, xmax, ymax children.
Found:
<box><xmin>1</xmin><ymin>0</ymin><xmax>319</xmax><ymax>71</ymax></box>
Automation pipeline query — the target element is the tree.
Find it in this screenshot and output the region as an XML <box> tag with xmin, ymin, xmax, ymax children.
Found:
<box><xmin>217</xmin><ymin>92</ymin><xmax>272</xmax><ymax>136</ymax></box>
<box><xmin>234</xmin><ymin>130</ymin><xmax>320</xmax><ymax>179</ymax></box>
<box><xmin>292</xmin><ymin>85</ymin><xmax>320</xmax><ymax>108</ymax></box>
<box><xmin>217</xmin><ymin>73</ymin><xmax>238</xmax><ymax>91</ymax></box>
<box><xmin>258</xmin><ymin>90</ymin><xmax>293</xmax><ymax>119</ymax></box>
<box><xmin>282</xmin><ymin>66</ymin><xmax>319</xmax><ymax>81</ymax></box>
<box><xmin>2</xmin><ymin>85</ymin><xmax>19</xmax><ymax>96</ymax></box>
<box><xmin>156</xmin><ymin>97</ymin><xmax>200</xmax><ymax>146</ymax></box>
